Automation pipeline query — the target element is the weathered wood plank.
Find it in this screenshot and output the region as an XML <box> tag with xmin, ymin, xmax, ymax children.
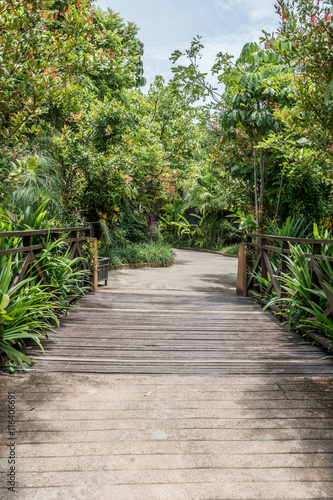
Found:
<box><xmin>20</xmin><ymin>289</ymin><xmax>333</xmax><ymax>376</ymax></box>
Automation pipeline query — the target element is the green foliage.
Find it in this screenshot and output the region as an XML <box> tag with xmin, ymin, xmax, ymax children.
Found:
<box><xmin>219</xmin><ymin>243</ymin><xmax>240</xmax><ymax>255</ymax></box>
<box><xmin>100</xmin><ymin>241</ymin><xmax>175</xmax><ymax>268</ymax></box>
<box><xmin>229</xmin><ymin>209</ymin><xmax>257</xmax><ymax>234</ymax></box>
<box><xmin>92</xmin><ymin>7</ymin><xmax>146</xmax><ymax>94</ymax></box>
<box><xmin>97</xmin><ymin>203</ymin><xmax>148</xmax><ymax>249</ymax></box>
<box><xmin>37</xmin><ymin>241</ymin><xmax>90</xmax><ymax>310</ymax></box>
<box><xmin>0</xmin><ymin>254</ymin><xmax>59</xmax><ymax>371</ymax></box>
<box><xmin>0</xmin><ymin>0</ymin><xmax>109</xmax><ymax>148</ymax></box>
<box><xmin>264</xmin><ymin>244</ymin><xmax>333</xmax><ymax>338</ymax></box>
<box><xmin>259</xmin><ymin>0</ymin><xmax>333</xmax><ymax>187</ymax></box>
<box><xmin>170</xmin><ymin>5</ymin><xmax>333</xmax><ymax>227</ymax></box>
<box><xmin>0</xmin><ymin>203</ymin><xmax>90</xmax><ymax>370</ymax></box>
<box><xmin>9</xmin><ymin>155</ymin><xmax>65</xmax><ymax>220</ymax></box>
<box><xmin>265</xmin><ymin>215</ymin><xmax>310</xmax><ymax>238</ymax></box>
<box><xmin>0</xmin><ymin>198</ymin><xmax>57</xmax><ymax>231</ymax></box>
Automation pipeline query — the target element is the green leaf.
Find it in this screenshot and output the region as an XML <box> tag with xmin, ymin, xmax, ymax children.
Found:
<box><xmin>0</xmin><ymin>293</ymin><xmax>10</xmax><ymax>310</ymax></box>
<box><xmin>296</xmin><ymin>137</ymin><xmax>309</xmax><ymax>145</ymax></box>
<box><xmin>324</xmin><ymin>79</ymin><xmax>333</xmax><ymax>105</ymax></box>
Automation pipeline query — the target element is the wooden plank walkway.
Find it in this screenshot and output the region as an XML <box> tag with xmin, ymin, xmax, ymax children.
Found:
<box><xmin>1</xmin><ymin>371</ymin><xmax>333</xmax><ymax>499</ymax></box>
<box><xmin>1</xmin><ymin>249</ymin><xmax>333</xmax><ymax>499</ymax></box>
<box><xmin>27</xmin><ymin>288</ymin><xmax>333</xmax><ymax>376</ymax></box>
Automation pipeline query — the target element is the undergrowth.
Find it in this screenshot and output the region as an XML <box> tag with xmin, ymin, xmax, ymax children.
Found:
<box><xmin>99</xmin><ymin>241</ymin><xmax>175</xmax><ymax>268</ymax></box>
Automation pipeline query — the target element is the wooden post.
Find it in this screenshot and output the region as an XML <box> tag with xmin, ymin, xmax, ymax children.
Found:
<box><xmin>236</xmin><ymin>243</ymin><xmax>247</xmax><ymax>296</ymax></box>
<box><xmin>90</xmin><ymin>237</ymin><xmax>98</xmax><ymax>292</ymax></box>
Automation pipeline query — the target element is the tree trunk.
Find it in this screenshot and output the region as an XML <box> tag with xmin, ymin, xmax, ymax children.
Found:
<box><xmin>259</xmin><ymin>147</ymin><xmax>265</xmax><ymax>228</ymax></box>
<box><xmin>275</xmin><ymin>173</ymin><xmax>283</xmax><ymax>219</ymax></box>
<box><xmin>253</xmin><ymin>146</ymin><xmax>259</xmax><ymax>231</ymax></box>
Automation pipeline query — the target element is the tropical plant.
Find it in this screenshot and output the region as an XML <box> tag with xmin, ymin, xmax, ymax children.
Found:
<box><xmin>264</xmin><ymin>244</ymin><xmax>333</xmax><ymax>339</ymax></box>
<box><xmin>265</xmin><ymin>214</ymin><xmax>310</xmax><ymax>239</ymax></box>
<box><xmin>0</xmin><ymin>255</ymin><xmax>59</xmax><ymax>371</ymax></box>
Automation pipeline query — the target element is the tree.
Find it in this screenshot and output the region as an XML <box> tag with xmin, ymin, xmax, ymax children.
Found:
<box><xmin>261</xmin><ymin>0</ymin><xmax>333</xmax><ymax>187</ymax></box>
<box><xmin>0</xmin><ymin>0</ymin><xmax>109</xmax><ymax>148</ymax></box>
<box><xmin>92</xmin><ymin>7</ymin><xmax>146</xmax><ymax>96</ymax></box>
<box><xmin>171</xmin><ymin>39</ymin><xmax>295</xmax><ymax>227</ymax></box>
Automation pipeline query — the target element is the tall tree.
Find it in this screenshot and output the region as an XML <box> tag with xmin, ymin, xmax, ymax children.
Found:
<box><xmin>171</xmin><ymin>39</ymin><xmax>295</xmax><ymax>227</ymax></box>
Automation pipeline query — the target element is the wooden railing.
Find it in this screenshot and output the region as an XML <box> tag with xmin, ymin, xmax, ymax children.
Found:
<box><xmin>236</xmin><ymin>234</ymin><xmax>333</xmax><ymax>351</ymax></box>
<box><xmin>0</xmin><ymin>227</ymin><xmax>93</xmax><ymax>290</ymax></box>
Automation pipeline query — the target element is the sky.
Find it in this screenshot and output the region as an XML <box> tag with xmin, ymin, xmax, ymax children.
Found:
<box><xmin>95</xmin><ymin>0</ymin><xmax>280</xmax><ymax>91</ymax></box>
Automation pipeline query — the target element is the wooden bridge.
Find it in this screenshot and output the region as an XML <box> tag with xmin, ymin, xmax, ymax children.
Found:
<box><xmin>25</xmin><ymin>287</ymin><xmax>333</xmax><ymax>377</ymax></box>
<box><xmin>1</xmin><ymin>248</ymin><xmax>333</xmax><ymax>499</ymax></box>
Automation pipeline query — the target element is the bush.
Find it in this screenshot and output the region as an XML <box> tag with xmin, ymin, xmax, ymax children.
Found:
<box><xmin>0</xmin><ymin>255</ymin><xmax>59</xmax><ymax>371</ymax></box>
<box><xmin>264</xmin><ymin>244</ymin><xmax>333</xmax><ymax>339</ymax></box>
<box><xmin>100</xmin><ymin>241</ymin><xmax>175</xmax><ymax>268</ymax></box>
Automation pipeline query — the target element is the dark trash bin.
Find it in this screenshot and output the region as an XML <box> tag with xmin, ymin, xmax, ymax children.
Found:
<box><xmin>98</xmin><ymin>257</ymin><xmax>109</xmax><ymax>286</ymax></box>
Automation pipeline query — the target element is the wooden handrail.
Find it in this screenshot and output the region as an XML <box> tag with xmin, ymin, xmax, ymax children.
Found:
<box><xmin>0</xmin><ymin>226</ymin><xmax>91</xmax><ymax>238</ymax></box>
<box><xmin>0</xmin><ymin>226</ymin><xmax>94</xmax><ymax>290</ymax></box>
<box><xmin>241</xmin><ymin>233</ymin><xmax>333</xmax><ymax>352</ymax></box>
<box><xmin>247</xmin><ymin>233</ymin><xmax>333</xmax><ymax>245</ymax></box>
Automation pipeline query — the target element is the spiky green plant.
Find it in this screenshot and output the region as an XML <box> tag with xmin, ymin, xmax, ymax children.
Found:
<box><xmin>0</xmin><ymin>255</ymin><xmax>59</xmax><ymax>371</ymax></box>
<box><xmin>265</xmin><ymin>245</ymin><xmax>333</xmax><ymax>338</ymax></box>
<box><xmin>0</xmin><ymin>198</ymin><xmax>56</xmax><ymax>231</ymax></box>
<box><xmin>0</xmin><ymin>203</ymin><xmax>91</xmax><ymax>371</ymax></box>
<box><xmin>37</xmin><ymin>239</ymin><xmax>90</xmax><ymax>310</ymax></box>
<box><xmin>265</xmin><ymin>215</ymin><xmax>310</xmax><ymax>239</ymax></box>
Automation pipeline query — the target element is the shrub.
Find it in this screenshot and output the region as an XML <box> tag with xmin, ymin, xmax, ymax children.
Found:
<box><xmin>264</xmin><ymin>245</ymin><xmax>333</xmax><ymax>340</ymax></box>
<box><xmin>0</xmin><ymin>255</ymin><xmax>59</xmax><ymax>371</ymax></box>
<box><xmin>100</xmin><ymin>241</ymin><xmax>175</xmax><ymax>268</ymax></box>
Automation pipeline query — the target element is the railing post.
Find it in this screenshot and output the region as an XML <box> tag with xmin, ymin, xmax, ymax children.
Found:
<box><xmin>23</xmin><ymin>234</ymin><xmax>32</xmax><ymax>248</ymax></box>
<box><xmin>236</xmin><ymin>243</ymin><xmax>247</xmax><ymax>296</ymax></box>
<box><xmin>90</xmin><ymin>237</ymin><xmax>99</xmax><ymax>293</ymax></box>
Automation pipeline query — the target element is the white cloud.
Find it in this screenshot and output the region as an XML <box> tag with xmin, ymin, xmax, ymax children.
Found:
<box><xmin>212</xmin><ymin>0</ymin><xmax>277</xmax><ymax>23</ymax></box>
<box><xmin>95</xmin><ymin>0</ymin><xmax>279</xmax><ymax>92</ymax></box>
<box><xmin>213</xmin><ymin>0</ymin><xmax>244</xmax><ymax>19</ymax></box>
